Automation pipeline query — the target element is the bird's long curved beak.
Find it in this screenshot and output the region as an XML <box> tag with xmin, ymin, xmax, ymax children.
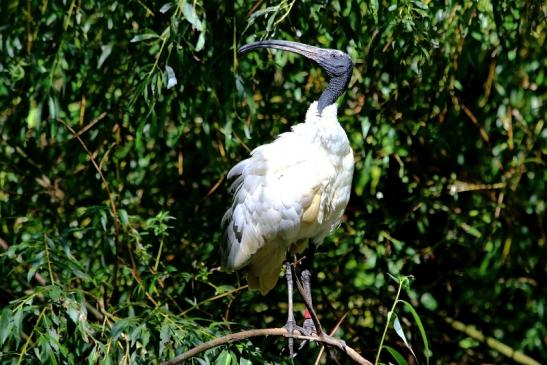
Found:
<box><xmin>238</xmin><ymin>39</ymin><xmax>326</xmax><ymax>63</ymax></box>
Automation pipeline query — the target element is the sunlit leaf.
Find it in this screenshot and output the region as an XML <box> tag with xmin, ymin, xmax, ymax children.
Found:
<box><xmin>130</xmin><ymin>32</ymin><xmax>159</xmax><ymax>42</ymax></box>
<box><xmin>98</xmin><ymin>44</ymin><xmax>112</xmax><ymax>69</ymax></box>
<box><xmin>393</xmin><ymin>315</ymin><xmax>417</xmax><ymax>361</ymax></box>
<box><xmin>166</xmin><ymin>65</ymin><xmax>177</xmax><ymax>89</ymax></box>
<box><xmin>183</xmin><ymin>3</ymin><xmax>203</xmax><ymax>31</ymax></box>
<box><xmin>196</xmin><ymin>32</ymin><xmax>206</xmax><ymax>52</ymax></box>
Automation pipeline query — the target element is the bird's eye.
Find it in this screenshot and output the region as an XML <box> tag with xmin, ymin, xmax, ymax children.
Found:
<box><xmin>331</xmin><ymin>53</ymin><xmax>336</xmax><ymax>58</ymax></box>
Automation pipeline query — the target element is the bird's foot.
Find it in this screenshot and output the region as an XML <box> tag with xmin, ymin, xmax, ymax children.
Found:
<box><xmin>283</xmin><ymin>320</ymin><xmax>305</xmax><ymax>359</ymax></box>
<box><xmin>302</xmin><ymin>318</ymin><xmax>317</xmax><ymax>336</ymax></box>
<box><xmin>302</xmin><ymin>308</ymin><xmax>317</xmax><ymax>335</ymax></box>
<box><xmin>296</xmin><ymin>309</ymin><xmax>318</xmax><ymax>351</ymax></box>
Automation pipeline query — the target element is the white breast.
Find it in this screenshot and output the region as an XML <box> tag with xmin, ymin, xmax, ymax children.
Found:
<box><xmin>222</xmin><ymin>101</ymin><xmax>354</xmax><ymax>294</ymax></box>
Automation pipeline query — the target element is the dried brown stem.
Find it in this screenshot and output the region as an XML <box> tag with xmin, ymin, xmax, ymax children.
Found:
<box><xmin>163</xmin><ymin>327</ymin><xmax>372</xmax><ymax>365</ymax></box>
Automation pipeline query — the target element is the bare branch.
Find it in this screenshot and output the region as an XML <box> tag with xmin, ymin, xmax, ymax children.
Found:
<box><xmin>163</xmin><ymin>327</ymin><xmax>372</xmax><ymax>365</ymax></box>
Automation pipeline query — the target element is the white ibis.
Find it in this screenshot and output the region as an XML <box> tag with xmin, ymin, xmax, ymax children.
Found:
<box><xmin>221</xmin><ymin>39</ymin><xmax>354</xmax><ymax>354</ymax></box>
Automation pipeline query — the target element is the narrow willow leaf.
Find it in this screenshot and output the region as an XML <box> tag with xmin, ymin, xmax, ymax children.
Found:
<box><xmin>118</xmin><ymin>209</ymin><xmax>129</xmax><ymax>226</ymax></box>
<box><xmin>195</xmin><ymin>358</ymin><xmax>208</xmax><ymax>365</ymax></box>
<box><xmin>384</xmin><ymin>345</ymin><xmax>409</xmax><ymax>365</ymax></box>
<box><xmin>166</xmin><ymin>66</ymin><xmax>177</xmax><ymax>89</ymax></box>
<box><xmin>370</xmin><ymin>0</ymin><xmax>379</xmax><ymax>24</ymax></box>
<box><xmin>393</xmin><ymin>315</ymin><xmax>417</xmax><ymax>361</ymax></box>
<box><xmin>401</xmin><ymin>300</ymin><xmax>431</xmax><ymax>362</ymax></box>
<box><xmin>0</xmin><ymin>309</ymin><xmax>12</xmax><ymax>345</ymax></box>
<box><xmin>159</xmin><ymin>2</ymin><xmax>173</xmax><ymax>13</ymax></box>
<box><xmin>48</xmin><ymin>96</ymin><xmax>57</xmax><ymax>119</ymax></box>
<box><xmin>130</xmin><ymin>32</ymin><xmax>159</xmax><ymax>43</ymax></box>
<box><xmin>195</xmin><ymin>32</ymin><xmax>206</xmax><ymax>52</ymax></box>
<box><xmin>27</xmin><ymin>263</ymin><xmax>39</xmax><ymax>283</ymax></box>
<box><xmin>182</xmin><ymin>3</ymin><xmax>203</xmax><ymax>31</ymax></box>
<box><xmin>26</xmin><ymin>100</ymin><xmax>41</xmax><ymax>129</ymax></box>
<box><xmin>159</xmin><ymin>321</ymin><xmax>170</xmax><ymax>357</ymax></box>
<box><xmin>12</xmin><ymin>308</ymin><xmax>23</xmax><ymax>347</ymax></box>
<box><xmin>239</xmin><ymin>358</ymin><xmax>252</xmax><ymax>365</ymax></box>
<box><xmin>98</xmin><ymin>44</ymin><xmax>112</xmax><ymax>69</ymax></box>
<box><xmin>393</xmin><ymin>315</ymin><xmax>410</xmax><ymax>348</ymax></box>
<box><xmin>66</xmin><ymin>300</ymin><xmax>80</xmax><ymax>324</ymax></box>
<box><xmin>215</xmin><ymin>350</ymin><xmax>231</xmax><ymax>365</ymax></box>
<box><xmin>111</xmin><ymin>318</ymin><xmax>131</xmax><ymax>340</ymax></box>
<box><xmin>88</xmin><ymin>346</ymin><xmax>98</xmax><ymax>365</ymax></box>
<box><xmin>48</xmin><ymin>285</ymin><xmax>62</xmax><ymax>302</ymax></box>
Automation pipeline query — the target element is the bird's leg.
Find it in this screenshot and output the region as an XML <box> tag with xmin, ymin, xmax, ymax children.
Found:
<box><xmin>301</xmin><ymin>245</ymin><xmax>320</xmax><ymax>336</ymax></box>
<box><xmin>283</xmin><ymin>260</ymin><xmax>304</xmax><ymax>359</ymax></box>
<box><xmin>301</xmin><ymin>270</ymin><xmax>316</xmax><ymax>335</ymax></box>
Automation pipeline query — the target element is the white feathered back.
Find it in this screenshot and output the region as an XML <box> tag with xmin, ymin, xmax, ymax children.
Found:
<box><xmin>222</xmin><ymin>102</ymin><xmax>354</xmax><ymax>294</ymax></box>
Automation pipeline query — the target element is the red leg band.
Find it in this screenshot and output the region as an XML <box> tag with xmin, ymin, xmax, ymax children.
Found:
<box><xmin>304</xmin><ymin>308</ymin><xmax>311</xmax><ymax>319</ymax></box>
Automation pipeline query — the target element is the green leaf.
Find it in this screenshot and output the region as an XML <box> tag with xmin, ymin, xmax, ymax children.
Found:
<box><xmin>48</xmin><ymin>285</ymin><xmax>62</xmax><ymax>303</ymax></box>
<box><xmin>393</xmin><ymin>315</ymin><xmax>417</xmax><ymax>361</ymax></box>
<box><xmin>166</xmin><ymin>65</ymin><xmax>177</xmax><ymax>90</ymax></box>
<box><xmin>88</xmin><ymin>346</ymin><xmax>99</xmax><ymax>365</ymax></box>
<box><xmin>12</xmin><ymin>308</ymin><xmax>23</xmax><ymax>347</ymax></box>
<box><xmin>215</xmin><ymin>350</ymin><xmax>231</xmax><ymax>365</ymax></box>
<box><xmin>118</xmin><ymin>209</ymin><xmax>129</xmax><ymax>226</ymax></box>
<box><xmin>182</xmin><ymin>3</ymin><xmax>203</xmax><ymax>31</ymax></box>
<box><xmin>159</xmin><ymin>2</ymin><xmax>173</xmax><ymax>13</ymax></box>
<box><xmin>0</xmin><ymin>309</ymin><xmax>12</xmax><ymax>345</ymax></box>
<box><xmin>65</xmin><ymin>300</ymin><xmax>80</xmax><ymax>324</ymax></box>
<box><xmin>420</xmin><ymin>292</ymin><xmax>438</xmax><ymax>311</ymax></box>
<box><xmin>26</xmin><ymin>100</ymin><xmax>41</xmax><ymax>129</ymax></box>
<box><xmin>370</xmin><ymin>0</ymin><xmax>379</xmax><ymax>24</ymax></box>
<box><xmin>384</xmin><ymin>345</ymin><xmax>409</xmax><ymax>365</ymax></box>
<box><xmin>159</xmin><ymin>321</ymin><xmax>171</xmax><ymax>357</ymax></box>
<box><xmin>98</xmin><ymin>44</ymin><xmax>112</xmax><ymax>69</ymax></box>
<box><xmin>239</xmin><ymin>357</ymin><xmax>252</xmax><ymax>365</ymax></box>
<box><xmin>111</xmin><ymin>318</ymin><xmax>132</xmax><ymax>340</ymax></box>
<box><xmin>195</xmin><ymin>32</ymin><xmax>206</xmax><ymax>52</ymax></box>
<box><xmin>401</xmin><ymin>300</ymin><xmax>431</xmax><ymax>362</ymax></box>
<box><xmin>393</xmin><ymin>315</ymin><xmax>409</xmax><ymax>348</ymax></box>
<box><xmin>130</xmin><ymin>32</ymin><xmax>159</xmax><ymax>43</ymax></box>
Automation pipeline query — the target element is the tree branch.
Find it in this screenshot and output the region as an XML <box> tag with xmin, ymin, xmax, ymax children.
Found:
<box><xmin>163</xmin><ymin>327</ymin><xmax>372</xmax><ymax>365</ymax></box>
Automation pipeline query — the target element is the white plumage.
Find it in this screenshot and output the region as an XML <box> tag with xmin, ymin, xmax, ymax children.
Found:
<box><xmin>222</xmin><ymin>101</ymin><xmax>354</xmax><ymax>294</ymax></box>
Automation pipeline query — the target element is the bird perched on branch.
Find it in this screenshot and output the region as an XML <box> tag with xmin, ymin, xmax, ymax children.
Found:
<box><xmin>221</xmin><ymin>39</ymin><xmax>354</xmax><ymax>355</ymax></box>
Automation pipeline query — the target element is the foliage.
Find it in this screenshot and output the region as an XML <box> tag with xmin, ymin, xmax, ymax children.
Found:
<box><xmin>1</xmin><ymin>0</ymin><xmax>545</xmax><ymax>364</ymax></box>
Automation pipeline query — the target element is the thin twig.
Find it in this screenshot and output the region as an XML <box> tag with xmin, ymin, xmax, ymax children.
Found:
<box><xmin>70</xmin><ymin>112</ymin><xmax>107</xmax><ymax>140</ymax></box>
<box><xmin>180</xmin><ymin>285</ymin><xmax>248</xmax><ymax>316</ymax></box>
<box><xmin>57</xmin><ymin>118</ymin><xmax>122</xmax><ymax>303</ymax></box>
<box><xmin>314</xmin><ymin>312</ymin><xmax>349</xmax><ymax>365</ymax></box>
<box><xmin>163</xmin><ymin>327</ymin><xmax>372</xmax><ymax>365</ymax></box>
<box><xmin>57</xmin><ymin>118</ymin><xmax>119</xmax><ymax>228</ymax></box>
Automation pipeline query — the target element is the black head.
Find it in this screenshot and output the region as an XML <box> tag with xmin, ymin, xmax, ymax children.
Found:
<box><xmin>312</xmin><ymin>48</ymin><xmax>353</xmax><ymax>91</ymax></box>
<box><xmin>239</xmin><ymin>39</ymin><xmax>353</xmax><ymax>114</ymax></box>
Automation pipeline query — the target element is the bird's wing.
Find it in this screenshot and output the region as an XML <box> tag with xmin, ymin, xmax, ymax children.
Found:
<box><xmin>221</xmin><ymin>128</ymin><xmax>331</xmax><ymax>272</ymax></box>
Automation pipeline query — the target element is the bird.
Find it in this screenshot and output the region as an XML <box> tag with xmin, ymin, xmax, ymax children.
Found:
<box><xmin>221</xmin><ymin>39</ymin><xmax>354</xmax><ymax>354</ymax></box>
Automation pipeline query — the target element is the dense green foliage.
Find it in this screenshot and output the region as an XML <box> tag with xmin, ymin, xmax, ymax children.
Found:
<box><xmin>1</xmin><ymin>0</ymin><xmax>545</xmax><ymax>364</ymax></box>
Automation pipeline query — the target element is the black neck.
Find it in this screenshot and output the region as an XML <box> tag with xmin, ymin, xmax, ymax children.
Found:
<box><xmin>317</xmin><ymin>74</ymin><xmax>351</xmax><ymax>115</ymax></box>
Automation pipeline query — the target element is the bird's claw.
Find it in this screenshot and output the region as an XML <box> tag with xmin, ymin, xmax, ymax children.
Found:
<box><xmin>302</xmin><ymin>318</ymin><xmax>317</xmax><ymax>336</ymax></box>
<box><xmin>283</xmin><ymin>320</ymin><xmax>305</xmax><ymax>358</ymax></box>
<box><xmin>296</xmin><ymin>318</ymin><xmax>318</xmax><ymax>351</ymax></box>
